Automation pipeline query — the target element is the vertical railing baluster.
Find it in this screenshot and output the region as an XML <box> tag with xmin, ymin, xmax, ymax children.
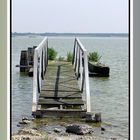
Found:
<box><xmin>80</xmin><ymin>50</ymin><xmax>83</xmax><ymax>90</ymax></box>
<box><xmin>72</xmin><ymin>39</ymin><xmax>76</xmax><ymax>65</ymax></box>
<box><xmin>77</xmin><ymin>47</ymin><xmax>80</xmax><ymax>79</ymax></box>
<box><xmin>41</xmin><ymin>50</ymin><xmax>44</xmax><ymax>80</ymax></box>
<box><xmin>39</xmin><ymin>55</ymin><xmax>42</xmax><ymax>93</ymax></box>
<box><xmin>74</xmin><ymin>49</ymin><xmax>77</xmax><ymax>71</ymax></box>
<box><xmin>76</xmin><ymin>46</ymin><xmax>80</xmax><ymax>77</ymax></box>
<box><xmin>37</xmin><ymin>66</ymin><xmax>40</xmax><ymax>93</ymax></box>
<box><xmin>81</xmin><ymin>60</ymin><xmax>85</xmax><ymax>92</ymax></box>
<box><xmin>74</xmin><ymin>44</ymin><xmax>76</xmax><ymax>69</ymax></box>
<box><xmin>44</xmin><ymin>48</ymin><xmax>47</xmax><ymax>74</ymax></box>
<box><xmin>43</xmin><ymin>47</ymin><xmax>46</xmax><ymax>75</ymax></box>
<box><xmin>83</xmin><ymin>51</ymin><xmax>91</xmax><ymax>112</ymax></box>
<box><xmin>32</xmin><ymin>50</ymin><xmax>38</xmax><ymax>112</ymax></box>
<box><xmin>44</xmin><ymin>40</ymin><xmax>48</xmax><ymax>74</ymax></box>
<box><xmin>46</xmin><ymin>39</ymin><xmax>48</xmax><ymax>66</ymax></box>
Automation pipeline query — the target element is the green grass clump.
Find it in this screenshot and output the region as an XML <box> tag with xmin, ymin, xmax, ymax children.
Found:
<box><xmin>48</xmin><ymin>48</ymin><xmax>57</xmax><ymax>60</ymax></box>
<box><xmin>88</xmin><ymin>52</ymin><xmax>101</xmax><ymax>62</ymax></box>
<box><xmin>67</xmin><ymin>52</ymin><xmax>73</xmax><ymax>62</ymax></box>
<box><xmin>58</xmin><ymin>56</ymin><xmax>65</xmax><ymax>61</ymax></box>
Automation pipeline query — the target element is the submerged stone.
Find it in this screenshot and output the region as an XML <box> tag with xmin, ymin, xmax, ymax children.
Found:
<box><xmin>66</xmin><ymin>124</ymin><xmax>93</xmax><ymax>135</ymax></box>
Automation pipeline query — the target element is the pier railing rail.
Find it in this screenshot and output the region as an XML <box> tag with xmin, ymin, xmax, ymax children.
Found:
<box><xmin>32</xmin><ymin>37</ymin><xmax>48</xmax><ymax>112</ymax></box>
<box><xmin>72</xmin><ymin>38</ymin><xmax>91</xmax><ymax>112</ymax></box>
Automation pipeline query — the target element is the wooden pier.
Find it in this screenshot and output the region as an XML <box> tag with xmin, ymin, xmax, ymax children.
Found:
<box><xmin>32</xmin><ymin>37</ymin><xmax>91</xmax><ymax>118</ymax></box>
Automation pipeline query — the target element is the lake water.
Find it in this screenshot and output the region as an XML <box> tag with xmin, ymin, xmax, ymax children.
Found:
<box><xmin>12</xmin><ymin>35</ymin><xmax>128</xmax><ymax>139</ymax></box>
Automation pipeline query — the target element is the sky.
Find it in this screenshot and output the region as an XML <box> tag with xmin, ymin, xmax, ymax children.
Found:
<box><xmin>12</xmin><ymin>0</ymin><xmax>128</xmax><ymax>33</ymax></box>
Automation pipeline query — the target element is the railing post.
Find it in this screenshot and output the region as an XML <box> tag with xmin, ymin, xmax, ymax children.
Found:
<box><xmin>46</xmin><ymin>39</ymin><xmax>48</xmax><ymax>66</ymax></box>
<box><xmin>72</xmin><ymin>39</ymin><xmax>76</xmax><ymax>65</ymax></box>
<box><xmin>77</xmin><ymin>47</ymin><xmax>80</xmax><ymax>79</ymax></box>
<box><xmin>83</xmin><ymin>51</ymin><xmax>91</xmax><ymax>112</ymax></box>
<box><xmin>76</xmin><ymin>46</ymin><xmax>80</xmax><ymax>78</ymax></box>
<box><xmin>39</xmin><ymin>55</ymin><xmax>42</xmax><ymax>92</ymax></box>
<box><xmin>41</xmin><ymin>50</ymin><xmax>44</xmax><ymax>80</ymax></box>
<box><xmin>74</xmin><ymin>45</ymin><xmax>78</xmax><ymax>72</ymax></box>
<box><xmin>32</xmin><ymin>50</ymin><xmax>38</xmax><ymax>112</ymax></box>
<box><xmin>79</xmin><ymin>50</ymin><xmax>83</xmax><ymax>90</ymax></box>
<box><xmin>81</xmin><ymin>61</ymin><xmax>85</xmax><ymax>92</ymax></box>
<box><xmin>44</xmin><ymin>40</ymin><xmax>48</xmax><ymax>74</ymax></box>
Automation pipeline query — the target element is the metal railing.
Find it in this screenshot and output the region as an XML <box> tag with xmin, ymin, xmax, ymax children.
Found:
<box><xmin>72</xmin><ymin>38</ymin><xmax>91</xmax><ymax>112</ymax></box>
<box><xmin>32</xmin><ymin>37</ymin><xmax>48</xmax><ymax>113</ymax></box>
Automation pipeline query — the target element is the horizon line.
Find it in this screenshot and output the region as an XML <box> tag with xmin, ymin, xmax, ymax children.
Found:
<box><xmin>12</xmin><ymin>32</ymin><xmax>128</xmax><ymax>34</ymax></box>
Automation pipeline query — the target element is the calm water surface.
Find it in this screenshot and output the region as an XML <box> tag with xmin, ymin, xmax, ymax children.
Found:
<box><xmin>12</xmin><ymin>36</ymin><xmax>128</xmax><ymax>139</ymax></box>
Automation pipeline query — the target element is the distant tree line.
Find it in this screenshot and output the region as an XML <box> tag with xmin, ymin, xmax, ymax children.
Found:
<box><xmin>12</xmin><ymin>32</ymin><xmax>128</xmax><ymax>37</ymax></box>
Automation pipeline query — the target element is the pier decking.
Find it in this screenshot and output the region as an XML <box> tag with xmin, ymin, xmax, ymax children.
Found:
<box><xmin>32</xmin><ymin>37</ymin><xmax>91</xmax><ymax>118</ymax></box>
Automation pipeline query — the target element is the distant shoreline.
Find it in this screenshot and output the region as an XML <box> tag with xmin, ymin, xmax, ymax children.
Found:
<box><xmin>12</xmin><ymin>32</ymin><xmax>128</xmax><ymax>37</ymax></box>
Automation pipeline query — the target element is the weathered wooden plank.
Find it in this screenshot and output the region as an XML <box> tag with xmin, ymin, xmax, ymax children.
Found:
<box><xmin>45</xmin><ymin>74</ymin><xmax>76</xmax><ymax>81</ymax></box>
<box><xmin>38</xmin><ymin>99</ymin><xmax>84</xmax><ymax>105</ymax></box>
<box><xmin>42</xmin><ymin>81</ymin><xmax>79</xmax><ymax>87</ymax></box>
<box><xmin>45</xmin><ymin>75</ymin><xmax>77</xmax><ymax>80</ymax></box>
<box><xmin>40</xmin><ymin>91</ymin><xmax>82</xmax><ymax>98</ymax></box>
<box><xmin>43</xmin><ymin>79</ymin><xmax>79</xmax><ymax>87</ymax></box>
<box><xmin>41</xmin><ymin>85</ymin><xmax>80</xmax><ymax>92</ymax></box>
<box><xmin>34</xmin><ymin>109</ymin><xmax>87</xmax><ymax>118</ymax></box>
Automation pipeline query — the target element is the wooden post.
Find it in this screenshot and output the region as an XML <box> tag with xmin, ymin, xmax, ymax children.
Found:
<box><xmin>83</xmin><ymin>51</ymin><xmax>91</xmax><ymax>112</ymax></box>
<box><xmin>32</xmin><ymin>50</ymin><xmax>38</xmax><ymax>112</ymax></box>
<box><xmin>46</xmin><ymin>39</ymin><xmax>48</xmax><ymax>66</ymax></box>
<box><xmin>74</xmin><ymin>45</ymin><xmax>78</xmax><ymax>72</ymax></box>
<box><xmin>81</xmin><ymin>61</ymin><xmax>85</xmax><ymax>92</ymax></box>
<box><xmin>76</xmin><ymin>46</ymin><xmax>79</xmax><ymax>78</ymax></box>
<box><xmin>27</xmin><ymin>47</ymin><xmax>34</xmax><ymax>66</ymax></box>
<box><xmin>77</xmin><ymin>47</ymin><xmax>80</xmax><ymax>79</ymax></box>
<box><xmin>20</xmin><ymin>50</ymin><xmax>28</xmax><ymax>72</ymax></box>
<box><xmin>72</xmin><ymin>39</ymin><xmax>76</xmax><ymax>65</ymax></box>
<box><xmin>39</xmin><ymin>54</ymin><xmax>42</xmax><ymax>92</ymax></box>
<box><xmin>80</xmin><ymin>50</ymin><xmax>83</xmax><ymax>91</ymax></box>
<box><xmin>41</xmin><ymin>50</ymin><xmax>44</xmax><ymax>80</ymax></box>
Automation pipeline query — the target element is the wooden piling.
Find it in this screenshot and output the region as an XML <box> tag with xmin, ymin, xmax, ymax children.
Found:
<box><xmin>20</xmin><ymin>50</ymin><xmax>28</xmax><ymax>72</ymax></box>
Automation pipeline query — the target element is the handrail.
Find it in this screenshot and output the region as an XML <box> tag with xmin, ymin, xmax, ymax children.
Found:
<box><xmin>32</xmin><ymin>37</ymin><xmax>48</xmax><ymax>113</ymax></box>
<box><xmin>72</xmin><ymin>38</ymin><xmax>91</xmax><ymax>112</ymax></box>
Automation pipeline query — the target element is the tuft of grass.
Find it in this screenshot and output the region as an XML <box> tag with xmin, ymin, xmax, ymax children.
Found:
<box><xmin>48</xmin><ymin>48</ymin><xmax>57</xmax><ymax>60</ymax></box>
<box><xmin>88</xmin><ymin>52</ymin><xmax>101</xmax><ymax>62</ymax></box>
<box><xmin>58</xmin><ymin>56</ymin><xmax>65</xmax><ymax>61</ymax></box>
<box><xmin>67</xmin><ymin>52</ymin><xmax>73</xmax><ymax>62</ymax></box>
